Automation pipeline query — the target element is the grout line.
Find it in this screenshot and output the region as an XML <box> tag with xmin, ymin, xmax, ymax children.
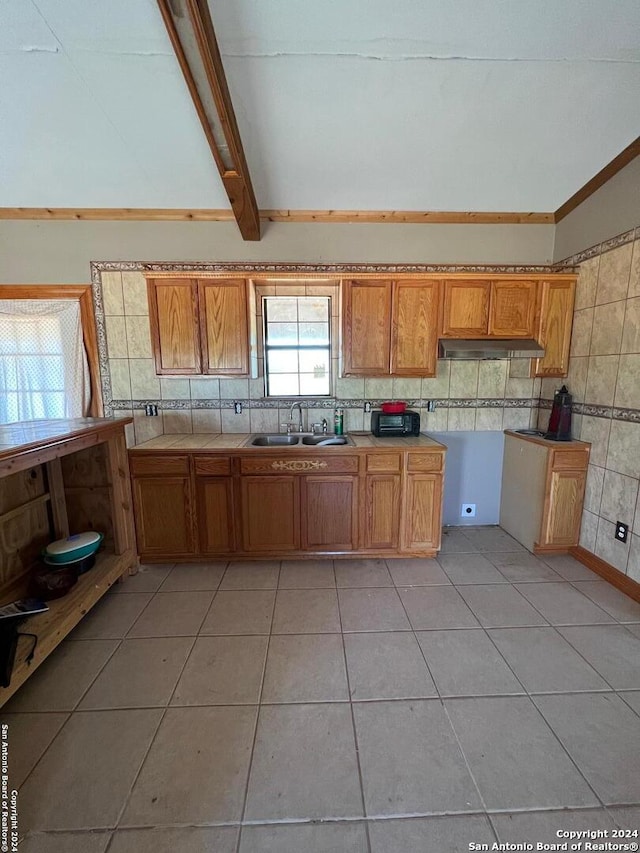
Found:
<box><xmin>335</xmin><ymin>571</ymin><xmax>373</xmax><ymax>853</ymax></box>
<box><xmin>235</xmin><ymin>560</ymin><xmax>282</xmax><ymax>853</ymax></box>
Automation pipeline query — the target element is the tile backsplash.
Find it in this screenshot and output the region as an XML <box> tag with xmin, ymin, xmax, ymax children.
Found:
<box><xmin>553</xmin><ymin>231</ymin><xmax>640</xmax><ymax>583</ymax></box>
<box><xmin>98</xmin><ymin>269</ymin><xmax>541</xmax><ymax>448</ymax></box>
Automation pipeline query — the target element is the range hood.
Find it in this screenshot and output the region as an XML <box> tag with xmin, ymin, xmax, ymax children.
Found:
<box><xmin>438</xmin><ymin>339</ymin><xmax>545</xmax><ymax>360</ymax></box>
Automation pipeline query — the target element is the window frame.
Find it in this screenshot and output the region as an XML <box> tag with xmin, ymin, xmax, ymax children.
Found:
<box><xmin>0</xmin><ymin>285</ymin><xmax>102</xmax><ymax>416</ymax></box>
<box><xmin>262</xmin><ymin>295</ymin><xmax>332</xmax><ymax>398</ymax></box>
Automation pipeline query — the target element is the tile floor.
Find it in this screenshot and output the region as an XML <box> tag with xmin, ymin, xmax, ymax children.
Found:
<box><xmin>5</xmin><ymin>526</ymin><xmax>640</xmax><ymax>852</ymax></box>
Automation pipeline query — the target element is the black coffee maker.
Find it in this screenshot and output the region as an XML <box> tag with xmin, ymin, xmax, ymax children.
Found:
<box><xmin>545</xmin><ymin>385</ymin><xmax>572</xmax><ymax>441</ymax></box>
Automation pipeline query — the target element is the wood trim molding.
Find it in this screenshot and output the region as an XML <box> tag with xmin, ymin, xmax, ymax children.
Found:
<box><xmin>554</xmin><ymin>136</ymin><xmax>640</xmax><ymax>223</ymax></box>
<box><xmin>570</xmin><ymin>545</ymin><xmax>640</xmax><ymax>604</ymax></box>
<box><xmin>156</xmin><ymin>0</ymin><xmax>260</xmax><ymax>241</ymax></box>
<box><xmin>0</xmin><ymin>284</ymin><xmax>103</xmax><ymax>417</ymax></box>
<box><xmin>0</xmin><ymin>208</ymin><xmax>554</xmax><ymax>225</ymax></box>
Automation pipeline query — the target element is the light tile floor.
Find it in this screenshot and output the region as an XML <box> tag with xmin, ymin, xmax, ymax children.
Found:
<box><xmin>6</xmin><ymin>526</ymin><xmax>640</xmax><ymax>852</ymax></box>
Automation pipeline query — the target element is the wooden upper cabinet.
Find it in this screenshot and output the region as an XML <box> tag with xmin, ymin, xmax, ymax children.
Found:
<box><xmin>342</xmin><ymin>280</ymin><xmax>392</xmax><ymax>375</ymax></box>
<box><xmin>489</xmin><ymin>280</ymin><xmax>537</xmax><ymax>337</ymax></box>
<box><xmin>391</xmin><ymin>280</ymin><xmax>439</xmax><ymax>376</ymax></box>
<box><xmin>146</xmin><ymin>277</ymin><xmax>249</xmax><ymax>376</ymax></box>
<box><xmin>531</xmin><ymin>280</ymin><xmax>575</xmax><ymax>377</ymax></box>
<box><xmin>199</xmin><ymin>279</ymin><xmax>249</xmax><ymax>375</ymax></box>
<box><xmin>441</xmin><ymin>281</ymin><xmax>490</xmax><ymax>337</ymax></box>
<box><xmin>147</xmin><ymin>278</ymin><xmax>201</xmax><ymax>374</ymax></box>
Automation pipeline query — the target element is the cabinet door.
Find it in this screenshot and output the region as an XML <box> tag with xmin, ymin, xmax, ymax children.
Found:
<box><xmin>132</xmin><ymin>476</ymin><xmax>195</xmax><ymax>557</ymax></box>
<box><xmin>196</xmin><ymin>477</ymin><xmax>235</xmax><ymax>554</ymax></box>
<box><xmin>541</xmin><ymin>469</ymin><xmax>586</xmax><ymax>547</ymax></box>
<box><xmin>301</xmin><ymin>475</ymin><xmax>357</xmax><ymax>551</ymax></box>
<box><xmin>489</xmin><ymin>280</ymin><xmax>537</xmax><ymax>337</ymax></box>
<box><xmin>199</xmin><ymin>279</ymin><xmax>249</xmax><ymax>375</ymax></box>
<box><xmin>441</xmin><ymin>281</ymin><xmax>490</xmax><ymax>337</ymax></box>
<box><xmin>391</xmin><ymin>280</ymin><xmax>440</xmax><ymax>376</ymax></box>
<box><xmin>342</xmin><ymin>280</ymin><xmax>392</xmax><ymax>374</ymax></box>
<box><xmin>532</xmin><ymin>280</ymin><xmax>575</xmax><ymax>377</ymax></box>
<box><xmin>401</xmin><ymin>474</ymin><xmax>442</xmax><ymax>551</ymax></box>
<box><xmin>241</xmin><ymin>476</ymin><xmax>300</xmax><ymax>551</ymax></box>
<box><xmin>147</xmin><ymin>278</ymin><xmax>201</xmax><ymax>374</ymax></box>
<box><xmin>365</xmin><ymin>474</ymin><xmax>400</xmax><ymax>549</ymax></box>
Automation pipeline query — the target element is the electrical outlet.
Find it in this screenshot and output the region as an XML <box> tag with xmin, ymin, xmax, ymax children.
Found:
<box><xmin>461</xmin><ymin>503</ymin><xmax>476</xmax><ymax>518</ymax></box>
<box><xmin>364</xmin><ymin>401</ymin><xmax>372</xmax><ymax>413</ymax></box>
<box><xmin>234</xmin><ymin>401</ymin><xmax>243</xmax><ymax>414</ymax></box>
<box><xmin>144</xmin><ymin>404</ymin><xmax>158</xmax><ymax>416</ymax></box>
<box><xmin>615</xmin><ymin>521</ymin><xmax>628</xmax><ymax>543</ymax></box>
<box><xmin>426</xmin><ymin>400</ymin><xmax>436</xmax><ymax>413</ymax></box>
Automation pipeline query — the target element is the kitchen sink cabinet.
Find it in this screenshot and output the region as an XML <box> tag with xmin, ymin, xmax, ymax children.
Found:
<box><xmin>301</xmin><ymin>475</ymin><xmax>358</xmax><ymax>551</ymax></box>
<box><xmin>129</xmin><ymin>440</ymin><xmax>446</xmax><ymax>559</ymax></box>
<box><xmin>342</xmin><ymin>279</ymin><xmax>439</xmax><ymax>377</ymax></box>
<box><xmin>146</xmin><ymin>276</ymin><xmax>249</xmax><ymax>376</ymax></box>
<box><xmin>241</xmin><ymin>475</ymin><xmax>300</xmax><ymax>552</ymax></box>
<box><xmin>530</xmin><ymin>280</ymin><xmax>575</xmax><ymax>377</ymax></box>
<box><xmin>500</xmin><ymin>431</ymin><xmax>590</xmax><ymax>553</ymax></box>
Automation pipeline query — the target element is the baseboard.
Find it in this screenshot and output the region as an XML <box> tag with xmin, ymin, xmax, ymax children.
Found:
<box><xmin>570</xmin><ymin>545</ymin><xmax>640</xmax><ymax>604</ymax></box>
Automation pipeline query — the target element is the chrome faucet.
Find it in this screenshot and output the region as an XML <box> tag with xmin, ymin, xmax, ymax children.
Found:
<box><xmin>289</xmin><ymin>401</ymin><xmax>304</xmax><ymax>433</ymax></box>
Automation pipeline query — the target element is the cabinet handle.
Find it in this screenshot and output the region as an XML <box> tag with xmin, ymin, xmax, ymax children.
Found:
<box><xmin>270</xmin><ymin>460</ymin><xmax>328</xmax><ymax>471</ymax></box>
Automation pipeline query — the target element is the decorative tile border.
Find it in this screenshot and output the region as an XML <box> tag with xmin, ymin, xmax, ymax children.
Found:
<box><xmin>112</xmin><ymin>397</ymin><xmax>539</xmax><ymax>412</ymax></box>
<box><xmin>92</xmin><ymin>261</ymin><xmax>575</xmax><ymax>276</ymax></box>
<box><xmin>554</xmin><ymin>225</ymin><xmax>639</xmax><ymax>267</ymax></box>
<box><xmin>539</xmin><ymin>398</ymin><xmax>640</xmax><ymax>423</ymax></box>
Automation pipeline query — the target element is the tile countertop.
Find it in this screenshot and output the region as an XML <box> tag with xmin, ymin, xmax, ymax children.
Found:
<box><xmin>131</xmin><ymin>431</ymin><xmax>447</xmax><ymax>452</ymax></box>
<box><xmin>504</xmin><ymin>429</ymin><xmax>590</xmax><ymax>449</ymax></box>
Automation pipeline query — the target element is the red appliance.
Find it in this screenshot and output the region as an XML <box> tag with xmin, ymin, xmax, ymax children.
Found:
<box><xmin>545</xmin><ymin>385</ymin><xmax>573</xmax><ymax>441</ymax></box>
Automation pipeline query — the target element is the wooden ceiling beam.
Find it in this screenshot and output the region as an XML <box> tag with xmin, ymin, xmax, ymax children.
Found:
<box><xmin>554</xmin><ymin>136</ymin><xmax>640</xmax><ymax>223</ymax></box>
<box><xmin>0</xmin><ymin>208</ymin><xmax>554</xmax><ymax>224</ymax></box>
<box><xmin>156</xmin><ymin>0</ymin><xmax>260</xmax><ymax>241</ymax></box>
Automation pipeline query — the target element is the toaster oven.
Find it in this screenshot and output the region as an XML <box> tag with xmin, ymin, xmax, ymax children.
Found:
<box><xmin>371</xmin><ymin>410</ymin><xmax>420</xmax><ymax>437</ymax></box>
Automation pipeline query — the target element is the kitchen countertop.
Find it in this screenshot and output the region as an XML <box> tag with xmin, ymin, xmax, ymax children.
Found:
<box><xmin>0</xmin><ymin>417</ymin><xmax>133</xmax><ymax>461</ymax></box>
<box><xmin>504</xmin><ymin>429</ymin><xmax>590</xmax><ymax>449</ymax></box>
<box><xmin>131</xmin><ymin>431</ymin><xmax>447</xmax><ymax>452</ymax></box>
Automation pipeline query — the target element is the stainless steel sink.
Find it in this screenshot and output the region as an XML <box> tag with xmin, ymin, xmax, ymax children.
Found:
<box><xmin>250</xmin><ymin>435</ymin><xmax>300</xmax><ymax>446</ymax></box>
<box><xmin>301</xmin><ymin>435</ymin><xmax>350</xmax><ymax>446</ymax></box>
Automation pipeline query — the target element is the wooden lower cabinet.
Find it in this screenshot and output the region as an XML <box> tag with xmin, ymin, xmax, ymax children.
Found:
<box><xmin>401</xmin><ymin>474</ymin><xmax>443</xmax><ymax>551</ymax></box>
<box><xmin>365</xmin><ymin>474</ymin><xmax>401</xmax><ymax>549</ymax></box>
<box><xmin>130</xmin><ymin>446</ymin><xmax>446</xmax><ymax>559</ymax></box>
<box><xmin>301</xmin><ymin>475</ymin><xmax>358</xmax><ymax>551</ymax></box>
<box><xmin>241</xmin><ymin>476</ymin><xmax>300</xmax><ymax>552</ymax></box>
<box><xmin>132</xmin><ymin>476</ymin><xmax>195</xmax><ymax>557</ymax></box>
<box><xmin>500</xmin><ymin>432</ymin><xmax>589</xmax><ymax>552</ymax></box>
<box><xmin>540</xmin><ymin>469</ymin><xmax>587</xmax><ymax>548</ymax></box>
<box><xmin>196</xmin><ymin>477</ymin><xmax>235</xmax><ymax>554</ymax></box>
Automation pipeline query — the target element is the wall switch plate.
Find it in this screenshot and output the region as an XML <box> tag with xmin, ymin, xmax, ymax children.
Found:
<box><xmin>461</xmin><ymin>503</ymin><xmax>476</xmax><ymax>518</ymax></box>
<box><xmin>615</xmin><ymin>521</ymin><xmax>628</xmax><ymax>543</ymax></box>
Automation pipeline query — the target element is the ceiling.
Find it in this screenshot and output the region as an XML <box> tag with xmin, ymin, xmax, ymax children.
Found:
<box><xmin>1</xmin><ymin>0</ymin><xmax>639</xmax><ymax>212</ymax></box>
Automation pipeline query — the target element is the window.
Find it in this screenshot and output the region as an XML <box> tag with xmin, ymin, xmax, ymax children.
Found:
<box><xmin>263</xmin><ymin>296</ymin><xmax>331</xmax><ymax>396</ymax></box>
<box><xmin>0</xmin><ymin>300</ymin><xmax>90</xmax><ymax>424</ymax></box>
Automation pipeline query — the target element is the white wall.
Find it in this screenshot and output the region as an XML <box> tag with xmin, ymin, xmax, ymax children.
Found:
<box><xmin>553</xmin><ymin>156</ymin><xmax>640</xmax><ymax>262</ymax></box>
<box><xmin>0</xmin><ymin>220</ymin><xmax>554</xmax><ymax>284</ymax></box>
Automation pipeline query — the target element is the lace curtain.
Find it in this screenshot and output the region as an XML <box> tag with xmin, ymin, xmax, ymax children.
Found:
<box><xmin>0</xmin><ymin>300</ymin><xmax>90</xmax><ymax>424</ymax></box>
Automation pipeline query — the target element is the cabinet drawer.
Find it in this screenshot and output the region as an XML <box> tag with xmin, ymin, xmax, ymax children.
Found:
<box><xmin>552</xmin><ymin>449</ymin><xmax>589</xmax><ymax>471</ymax></box>
<box><xmin>406</xmin><ymin>452</ymin><xmax>443</xmax><ymax>473</ymax></box>
<box><xmin>194</xmin><ymin>456</ymin><xmax>231</xmax><ymax>476</ymax></box>
<box><xmin>130</xmin><ymin>454</ymin><xmax>190</xmax><ymax>476</ymax></box>
<box><xmin>240</xmin><ymin>455</ymin><xmax>359</xmax><ymax>475</ymax></box>
<box><xmin>366</xmin><ymin>453</ymin><xmax>401</xmax><ymax>473</ymax></box>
